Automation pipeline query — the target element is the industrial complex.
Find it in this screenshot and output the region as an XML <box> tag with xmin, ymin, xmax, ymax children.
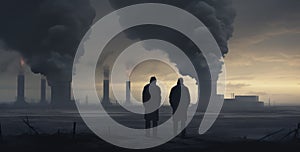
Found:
<box><xmin>6</xmin><ymin>65</ymin><xmax>266</xmax><ymax>111</ymax></box>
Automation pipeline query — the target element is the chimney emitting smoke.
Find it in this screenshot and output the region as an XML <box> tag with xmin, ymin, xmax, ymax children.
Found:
<box><xmin>16</xmin><ymin>58</ymin><xmax>25</xmax><ymax>104</ymax></box>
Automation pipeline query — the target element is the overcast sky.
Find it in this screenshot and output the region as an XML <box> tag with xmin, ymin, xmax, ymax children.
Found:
<box><xmin>225</xmin><ymin>0</ymin><xmax>300</xmax><ymax>104</ymax></box>
<box><xmin>0</xmin><ymin>0</ymin><xmax>299</xmax><ymax>105</ymax></box>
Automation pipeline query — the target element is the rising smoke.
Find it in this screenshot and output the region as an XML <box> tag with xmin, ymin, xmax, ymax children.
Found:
<box><xmin>110</xmin><ymin>0</ymin><xmax>235</xmax><ymax>56</ymax></box>
<box><xmin>108</xmin><ymin>0</ymin><xmax>236</xmax><ymax>110</ymax></box>
<box><xmin>0</xmin><ymin>0</ymin><xmax>235</xmax><ymax>105</ymax></box>
<box><xmin>107</xmin><ymin>0</ymin><xmax>236</xmax><ymax>81</ymax></box>
<box><xmin>0</xmin><ymin>0</ymin><xmax>95</xmax><ymax>86</ymax></box>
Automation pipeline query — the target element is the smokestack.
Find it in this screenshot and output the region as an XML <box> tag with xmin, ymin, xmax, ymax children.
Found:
<box><xmin>126</xmin><ymin>81</ymin><xmax>131</xmax><ymax>104</ymax></box>
<box><xmin>102</xmin><ymin>67</ymin><xmax>111</xmax><ymax>105</ymax></box>
<box><xmin>40</xmin><ymin>78</ymin><xmax>46</xmax><ymax>103</ymax></box>
<box><xmin>16</xmin><ymin>73</ymin><xmax>25</xmax><ymax>104</ymax></box>
<box><xmin>16</xmin><ymin>58</ymin><xmax>25</xmax><ymax>104</ymax></box>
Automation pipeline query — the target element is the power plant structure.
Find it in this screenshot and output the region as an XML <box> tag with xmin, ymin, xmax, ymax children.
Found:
<box><xmin>15</xmin><ymin>59</ymin><xmax>26</xmax><ymax>104</ymax></box>
<box><xmin>125</xmin><ymin>80</ymin><xmax>131</xmax><ymax>105</ymax></box>
<box><xmin>223</xmin><ymin>95</ymin><xmax>264</xmax><ymax>111</ymax></box>
<box><xmin>10</xmin><ymin>63</ymin><xmax>269</xmax><ymax>112</ymax></box>
<box><xmin>101</xmin><ymin>68</ymin><xmax>132</xmax><ymax>106</ymax></box>
<box><xmin>12</xmin><ymin>64</ymin><xmax>123</xmax><ymax>106</ymax></box>
<box><xmin>10</xmin><ymin>61</ymin><xmax>266</xmax><ymax>110</ymax></box>
<box><xmin>15</xmin><ymin>74</ymin><xmax>48</xmax><ymax>105</ymax></box>
<box><xmin>16</xmin><ymin>72</ymin><xmax>25</xmax><ymax>104</ymax></box>
<box><xmin>102</xmin><ymin>67</ymin><xmax>111</xmax><ymax>106</ymax></box>
<box><xmin>14</xmin><ymin>61</ymin><xmax>71</xmax><ymax>105</ymax></box>
<box><xmin>45</xmin><ymin>68</ymin><xmax>72</xmax><ymax>104</ymax></box>
<box><xmin>40</xmin><ymin>78</ymin><xmax>47</xmax><ymax>103</ymax></box>
<box><xmin>14</xmin><ymin>59</ymin><xmax>49</xmax><ymax>105</ymax></box>
<box><xmin>50</xmin><ymin>81</ymin><xmax>71</xmax><ymax>104</ymax></box>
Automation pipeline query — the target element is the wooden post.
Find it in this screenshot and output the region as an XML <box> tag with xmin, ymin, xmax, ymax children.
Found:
<box><xmin>295</xmin><ymin>123</ymin><xmax>300</xmax><ymax>139</ymax></box>
<box><xmin>0</xmin><ymin>122</ymin><xmax>2</xmax><ymax>141</ymax></box>
<box><xmin>72</xmin><ymin>122</ymin><xmax>77</xmax><ymax>139</ymax></box>
<box><xmin>108</xmin><ymin>126</ymin><xmax>110</xmax><ymax>137</ymax></box>
<box><xmin>57</xmin><ymin>129</ymin><xmax>60</xmax><ymax>136</ymax></box>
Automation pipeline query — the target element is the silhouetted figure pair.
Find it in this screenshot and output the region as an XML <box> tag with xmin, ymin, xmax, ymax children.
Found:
<box><xmin>142</xmin><ymin>77</ymin><xmax>190</xmax><ymax>138</ymax></box>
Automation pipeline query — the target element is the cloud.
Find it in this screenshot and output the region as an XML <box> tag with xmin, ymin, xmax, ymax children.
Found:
<box><xmin>251</xmin><ymin>53</ymin><xmax>300</xmax><ymax>67</ymax></box>
<box><xmin>226</xmin><ymin>83</ymin><xmax>251</xmax><ymax>89</ymax></box>
<box><xmin>227</xmin><ymin>76</ymin><xmax>254</xmax><ymax>81</ymax></box>
<box><xmin>224</xmin><ymin>52</ymin><xmax>256</xmax><ymax>67</ymax></box>
<box><xmin>231</xmin><ymin>0</ymin><xmax>300</xmax><ymax>54</ymax></box>
<box><xmin>232</xmin><ymin>27</ymin><xmax>300</xmax><ymax>48</ymax></box>
<box><xmin>225</xmin><ymin>48</ymin><xmax>300</xmax><ymax>69</ymax></box>
<box><xmin>232</xmin><ymin>0</ymin><xmax>300</xmax><ymax>38</ymax></box>
<box><xmin>0</xmin><ymin>48</ymin><xmax>20</xmax><ymax>74</ymax></box>
<box><xmin>0</xmin><ymin>0</ymin><xmax>96</xmax><ymax>84</ymax></box>
<box><xmin>247</xmin><ymin>91</ymin><xmax>267</xmax><ymax>96</ymax></box>
<box><xmin>283</xmin><ymin>55</ymin><xmax>300</xmax><ymax>67</ymax></box>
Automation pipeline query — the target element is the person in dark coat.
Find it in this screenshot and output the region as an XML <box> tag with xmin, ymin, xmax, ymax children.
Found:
<box><xmin>142</xmin><ymin>76</ymin><xmax>161</xmax><ymax>137</ymax></box>
<box><xmin>169</xmin><ymin>78</ymin><xmax>190</xmax><ymax>138</ymax></box>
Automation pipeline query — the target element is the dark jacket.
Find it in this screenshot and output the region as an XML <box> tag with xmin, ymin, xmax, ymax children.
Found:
<box><xmin>169</xmin><ymin>84</ymin><xmax>190</xmax><ymax>121</ymax></box>
<box><xmin>142</xmin><ymin>83</ymin><xmax>161</xmax><ymax>121</ymax></box>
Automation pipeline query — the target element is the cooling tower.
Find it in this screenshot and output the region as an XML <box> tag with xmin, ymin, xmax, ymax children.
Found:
<box><xmin>50</xmin><ymin>81</ymin><xmax>71</xmax><ymax>104</ymax></box>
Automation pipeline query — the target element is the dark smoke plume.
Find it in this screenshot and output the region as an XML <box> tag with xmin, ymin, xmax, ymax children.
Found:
<box><xmin>110</xmin><ymin>0</ymin><xmax>235</xmax><ymax>56</ymax></box>
<box><xmin>108</xmin><ymin>0</ymin><xmax>236</xmax><ymax>110</ymax></box>
<box><xmin>108</xmin><ymin>0</ymin><xmax>236</xmax><ymax>81</ymax></box>
<box><xmin>0</xmin><ymin>0</ymin><xmax>95</xmax><ymax>86</ymax></box>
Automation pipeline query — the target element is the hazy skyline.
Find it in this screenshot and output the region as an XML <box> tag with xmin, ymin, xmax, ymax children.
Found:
<box><xmin>0</xmin><ymin>0</ymin><xmax>299</xmax><ymax>105</ymax></box>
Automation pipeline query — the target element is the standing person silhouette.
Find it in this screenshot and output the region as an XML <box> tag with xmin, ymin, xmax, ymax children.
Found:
<box><xmin>169</xmin><ymin>78</ymin><xmax>190</xmax><ymax>138</ymax></box>
<box><xmin>142</xmin><ymin>76</ymin><xmax>161</xmax><ymax>137</ymax></box>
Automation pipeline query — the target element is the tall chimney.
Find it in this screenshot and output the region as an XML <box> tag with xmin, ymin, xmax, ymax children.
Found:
<box><xmin>102</xmin><ymin>67</ymin><xmax>111</xmax><ymax>105</ymax></box>
<box><xmin>125</xmin><ymin>81</ymin><xmax>131</xmax><ymax>104</ymax></box>
<box><xmin>16</xmin><ymin>73</ymin><xmax>25</xmax><ymax>104</ymax></box>
<box><xmin>16</xmin><ymin>58</ymin><xmax>25</xmax><ymax>104</ymax></box>
<box><xmin>40</xmin><ymin>78</ymin><xmax>47</xmax><ymax>103</ymax></box>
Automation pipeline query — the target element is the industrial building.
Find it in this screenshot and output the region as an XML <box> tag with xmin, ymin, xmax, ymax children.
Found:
<box><xmin>15</xmin><ymin>74</ymin><xmax>48</xmax><ymax>105</ymax></box>
<box><xmin>14</xmin><ymin>59</ymin><xmax>48</xmax><ymax>105</ymax></box>
<box><xmin>223</xmin><ymin>95</ymin><xmax>264</xmax><ymax>111</ymax></box>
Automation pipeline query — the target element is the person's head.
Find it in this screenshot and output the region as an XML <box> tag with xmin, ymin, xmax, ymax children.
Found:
<box><xmin>177</xmin><ymin>78</ymin><xmax>183</xmax><ymax>85</ymax></box>
<box><xmin>150</xmin><ymin>76</ymin><xmax>157</xmax><ymax>84</ymax></box>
